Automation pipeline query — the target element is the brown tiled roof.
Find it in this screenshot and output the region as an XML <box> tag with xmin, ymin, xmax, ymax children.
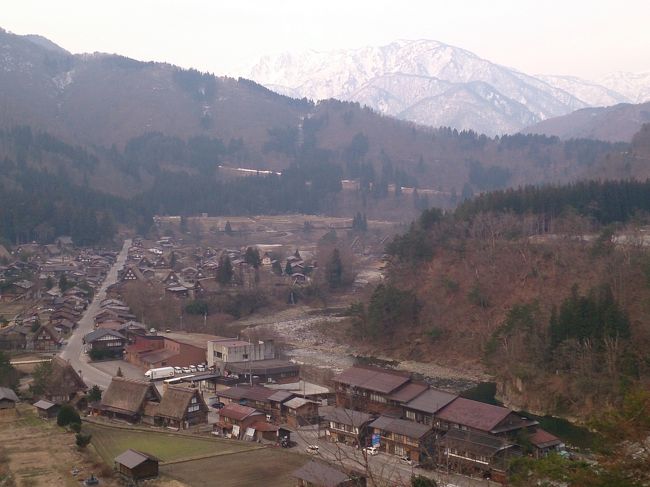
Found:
<box><xmin>332</xmin><ymin>366</ymin><xmax>410</xmax><ymax>394</ymax></box>
<box><xmin>387</xmin><ymin>382</ymin><xmax>429</xmax><ymax>403</ymax></box>
<box><xmin>404</xmin><ymin>388</ymin><xmax>457</xmax><ymax>414</ymax></box>
<box><xmin>219</xmin><ymin>403</ymin><xmax>263</xmax><ymax>421</ymax></box>
<box><xmin>251</xmin><ymin>421</ymin><xmax>278</xmax><ymax>432</ymax></box>
<box><xmin>530</xmin><ymin>428</ymin><xmax>563</xmax><ymax>449</ymax></box>
<box><xmin>370</xmin><ymin>415</ymin><xmax>432</xmax><ymax>440</ymax></box>
<box><xmin>435</xmin><ymin>398</ymin><xmax>512</xmax><ymax>432</ymax></box>
<box><xmin>156</xmin><ymin>387</ymin><xmax>206</xmax><ymax>420</ymax></box>
<box><xmin>101</xmin><ymin>377</ymin><xmax>161</xmax><ymax>415</ymax></box>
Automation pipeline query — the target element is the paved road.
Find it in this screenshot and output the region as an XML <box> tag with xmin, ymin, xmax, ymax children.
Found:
<box><xmin>292</xmin><ymin>425</ymin><xmax>498</xmax><ymax>487</ymax></box>
<box><xmin>59</xmin><ymin>239</ymin><xmax>131</xmax><ymax>389</ymax></box>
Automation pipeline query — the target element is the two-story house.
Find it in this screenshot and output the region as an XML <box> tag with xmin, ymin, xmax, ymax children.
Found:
<box><xmin>323</xmin><ymin>407</ymin><xmax>374</xmax><ymax>447</ymax></box>
<box><xmin>331</xmin><ymin>366</ymin><xmax>412</xmax><ymax>415</ymax></box>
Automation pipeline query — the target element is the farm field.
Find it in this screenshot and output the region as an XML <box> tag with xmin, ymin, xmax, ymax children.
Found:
<box><xmin>0</xmin><ymin>406</ymin><xmax>124</xmax><ymax>487</ymax></box>
<box><xmin>85</xmin><ymin>422</ymin><xmax>259</xmax><ymax>464</ymax></box>
<box><xmin>161</xmin><ymin>448</ymin><xmax>308</xmax><ymax>487</ymax></box>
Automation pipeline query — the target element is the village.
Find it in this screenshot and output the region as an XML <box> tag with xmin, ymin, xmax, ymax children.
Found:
<box><xmin>1</xmin><ymin>220</ymin><xmax>565</xmax><ymax>487</ymax></box>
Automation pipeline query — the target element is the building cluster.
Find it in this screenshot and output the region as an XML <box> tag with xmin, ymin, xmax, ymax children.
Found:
<box><xmin>0</xmin><ymin>239</ymin><xmax>116</xmax><ymax>352</ymax></box>
<box><xmin>116</xmin><ymin>237</ymin><xmax>315</xmax><ymax>300</ymax></box>
<box><xmin>326</xmin><ymin>365</ymin><xmax>564</xmax><ymax>482</ymax></box>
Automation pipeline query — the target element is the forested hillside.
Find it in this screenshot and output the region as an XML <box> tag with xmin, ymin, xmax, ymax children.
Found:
<box><xmin>0</xmin><ymin>28</ymin><xmax>636</xmax><ymax>199</ymax></box>
<box><xmin>348</xmin><ymin>182</ymin><xmax>650</xmax><ymax>418</ymax></box>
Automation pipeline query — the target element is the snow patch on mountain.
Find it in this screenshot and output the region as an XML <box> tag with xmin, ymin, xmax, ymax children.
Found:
<box><xmin>248</xmin><ymin>40</ymin><xmax>650</xmax><ymax>136</ymax></box>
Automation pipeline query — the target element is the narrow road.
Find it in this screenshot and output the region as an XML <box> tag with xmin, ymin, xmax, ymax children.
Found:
<box><xmin>59</xmin><ymin>239</ymin><xmax>131</xmax><ymax>389</ymax></box>
<box><xmin>293</xmin><ymin>425</ymin><xmax>499</xmax><ymax>487</ymax></box>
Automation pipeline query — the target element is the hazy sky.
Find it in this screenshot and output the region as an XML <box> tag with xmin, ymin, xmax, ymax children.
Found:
<box><xmin>3</xmin><ymin>0</ymin><xmax>649</xmax><ymax>79</ymax></box>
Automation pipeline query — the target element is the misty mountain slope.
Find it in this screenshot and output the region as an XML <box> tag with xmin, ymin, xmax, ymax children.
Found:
<box><xmin>398</xmin><ymin>82</ymin><xmax>537</xmax><ymax>134</ymax></box>
<box><xmin>0</xmin><ymin>28</ymin><xmax>307</xmax><ymax>152</ymax></box>
<box><xmin>249</xmin><ymin>39</ymin><xmax>591</xmax><ymax>135</ymax></box>
<box><xmin>524</xmin><ymin>101</ymin><xmax>650</xmax><ymax>142</ymax></box>
<box><xmin>538</xmin><ymin>74</ymin><xmax>630</xmax><ymax>107</ymax></box>
<box><xmin>600</xmin><ymin>71</ymin><xmax>650</xmax><ymax>103</ymax></box>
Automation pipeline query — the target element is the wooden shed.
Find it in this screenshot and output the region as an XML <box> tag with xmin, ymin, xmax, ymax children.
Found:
<box><xmin>33</xmin><ymin>399</ymin><xmax>59</xmax><ymax>419</ymax></box>
<box><xmin>0</xmin><ymin>387</ymin><xmax>19</xmax><ymax>409</ymax></box>
<box><xmin>114</xmin><ymin>449</ymin><xmax>159</xmax><ymax>482</ymax></box>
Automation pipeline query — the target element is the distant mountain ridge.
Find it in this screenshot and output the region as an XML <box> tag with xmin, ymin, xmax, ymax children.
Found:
<box><xmin>248</xmin><ymin>40</ymin><xmax>650</xmax><ymax>136</ymax></box>
<box><xmin>524</xmin><ymin>102</ymin><xmax>650</xmax><ymax>142</ymax></box>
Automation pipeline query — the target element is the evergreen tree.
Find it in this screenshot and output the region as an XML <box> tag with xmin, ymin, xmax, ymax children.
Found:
<box><xmin>217</xmin><ymin>255</ymin><xmax>233</xmax><ymax>284</ymax></box>
<box><xmin>116</xmin><ymin>367</ymin><xmax>123</xmax><ymax>377</ymax></box>
<box><xmin>224</xmin><ymin>221</ymin><xmax>233</xmax><ymax>235</ymax></box>
<box><xmin>285</xmin><ymin>261</ymin><xmax>293</xmax><ymax>275</ymax></box>
<box><xmin>244</xmin><ymin>247</ymin><xmax>261</xmax><ymax>268</ymax></box>
<box><xmin>326</xmin><ymin>248</ymin><xmax>343</xmax><ymax>290</ymax></box>
<box><xmin>87</xmin><ymin>385</ymin><xmax>102</xmax><ymax>403</ymax></box>
<box><xmin>272</xmin><ymin>259</ymin><xmax>282</xmax><ymax>275</ymax></box>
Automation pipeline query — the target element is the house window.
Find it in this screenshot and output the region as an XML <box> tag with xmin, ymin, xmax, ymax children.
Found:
<box><xmin>188</xmin><ymin>404</ymin><xmax>200</xmax><ymax>412</ymax></box>
<box><xmin>242</xmin><ymin>354</ymin><xmax>248</xmax><ymax>359</ymax></box>
<box><xmin>395</xmin><ymin>445</ymin><xmax>406</xmax><ymax>456</ymax></box>
<box><xmin>369</xmin><ymin>392</ymin><xmax>386</xmax><ymax>403</ymax></box>
<box><xmin>405</xmin><ymin>410</ymin><xmax>416</xmax><ymax>420</ymax></box>
<box><xmin>215</xmin><ymin>351</ymin><xmax>223</xmax><ymax>359</ymax></box>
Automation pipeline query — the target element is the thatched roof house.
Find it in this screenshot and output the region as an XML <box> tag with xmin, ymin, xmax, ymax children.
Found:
<box><xmin>94</xmin><ymin>377</ymin><xmax>161</xmax><ymax>422</ymax></box>
<box><xmin>153</xmin><ymin>386</ymin><xmax>208</xmax><ymax>429</ymax></box>
<box><xmin>43</xmin><ymin>357</ymin><xmax>87</xmax><ymax>404</ymax></box>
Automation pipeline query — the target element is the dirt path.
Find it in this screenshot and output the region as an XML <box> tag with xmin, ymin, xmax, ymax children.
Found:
<box><xmin>239</xmin><ymin>306</ymin><xmax>490</xmax><ymax>392</ymax></box>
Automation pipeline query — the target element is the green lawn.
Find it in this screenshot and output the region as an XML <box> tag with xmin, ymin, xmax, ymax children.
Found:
<box><xmin>84</xmin><ymin>423</ymin><xmax>260</xmax><ymax>464</ymax></box>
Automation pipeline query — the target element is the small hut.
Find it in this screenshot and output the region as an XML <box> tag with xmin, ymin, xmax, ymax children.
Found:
<box><xmin>114</xmin><ymin>449</ymin><xmax>159</xmax><ymax>482</ymax></box>
<box><xmin>33</xmin><ymin>399</ymin><xmax>59</xmax><ymax>419</ymax></box>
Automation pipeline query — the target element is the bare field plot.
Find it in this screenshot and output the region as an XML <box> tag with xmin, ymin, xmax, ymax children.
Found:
<box><xmin>0</xmin><ymin>406</ymin><xmax>123</xmax><ymax>487</ymax></box>
<box><xmin>162</xmin><ymin>448</ymin><xmax>308</xmax><ymax>487</ymax></box>
<box><xmin>85</xmin><ymin>423</ymin><xmax>259</xmax><ymax>464</ymax></box>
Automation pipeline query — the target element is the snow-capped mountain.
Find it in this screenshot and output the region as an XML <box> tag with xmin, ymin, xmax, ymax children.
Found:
<box><xmin>536</xmin><ymin>75</ymin><xmax>630</xmax><ymax>107</ymax></box>
<box><xmin>598</xmin><ymin>71</ymin><xmax>650</xmax><ymax>104</ymax></box>
<box><xmin>248</xmin><ymin>40</ymin><xmax>650</xmax><ymax>136</ymax></box>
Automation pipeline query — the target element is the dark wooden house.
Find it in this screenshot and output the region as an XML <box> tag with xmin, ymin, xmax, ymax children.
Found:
<box><xmin>323</xmin><ymin>407</ymin><xmax>374</xmax><ymax>447</ymax></box>
<box><xmin>114</xmin><ymin>449</ymin><xmax>159</xmax><ymax>482</ymax></box>
<box><xmin>93</xmin><ymin>377</ymin><xmax>161</xmax><ymax>422</ymax></box>
<box><xmin>150</xmin><ymin>386</ymin><xmax>208</xmax><ymax>429</ymax></box>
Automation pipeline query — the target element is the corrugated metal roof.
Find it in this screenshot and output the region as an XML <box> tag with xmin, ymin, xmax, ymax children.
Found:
<box><xmin>33</xmin><ymin>399</ymin><xmax>56</xmax><ymax>410</ymax></box>
<box><xmin>387</xmin><ymin>382</ymin><xmax>429</xmax><ymax>403</ymax></box>
<box><xmin>292</xmin><ymin>461</ymin><xmax>352</xmax><ymax>487</ymax></box>
<box><xmin>332</xmin><ymin>366</ymin><xmax>410</xmax><ymax>394</ymax></box>
<box><xmin>219</xmin><ymin>403</ymin><xmax>263</xmax><ymax>421</ymax></box>
<box><xmin>114</xmin><ymin>449</ymin><xmax>158</xmax><ymax>469</ymax></box>
<box><xmin>283</xmin><ymin>397</ymin><xmax>315</xmax><ymax>409</ymax></box>
<box><xmin>436</xmin><ymin>397</ymin><xmax>512</xmax><ymax>432</ymax></box>
<box><xmin>0</xmin><ymin>387</ymin><xmax>18</xmax><ymax>402</ymax></box>
<box><xmin>370</xmin><ymin>415</ymin><xmax>432</xmax><ymax>439</ymax></box>
<box><xmin>404</xmin><ymin>388</ymin><xmax>457</xmax><ymax>414</ymax></box>
<box><xmin>322</xmin><ymin>407</ymin><xmax>373</xmax><ymax>428</ymax></box>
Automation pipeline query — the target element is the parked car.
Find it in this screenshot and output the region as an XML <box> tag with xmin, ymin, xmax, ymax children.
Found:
<box><xmin>363</xmin><ymin>446</ymin><xmax>379</xmax><ymax>456</ymax></box>
<box><xmin>210</xmin><ymin>402</ymin><xmax>225</xmax><ymax>409</ymax></box>
<box><xmin>182</xmin><ymin>367</ymin><xmax>191</xmax><ymax>374</ymax></box>
<box><xmin>197</xmin><ymin>364</ymin><xmax>206</xmax><ymax>372</ymax></box>
<box><xmin>189</xmin><ymin>365</ymin><xmax>197</xmax><ymax>373</ymax></box>
<box><xmin>306</xmin><ymin>444</ymin><xmax>319</xmax><ymax>454</ymax></box>
<box><xmin>174</xmin><ymin>367</ymin><xmax>182</xmax><ymax>374</ymax></box>
<box><xmin>399</xmin><ymin>456</ymin><xmax>418</xmax><ymax>467</ymax></box>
